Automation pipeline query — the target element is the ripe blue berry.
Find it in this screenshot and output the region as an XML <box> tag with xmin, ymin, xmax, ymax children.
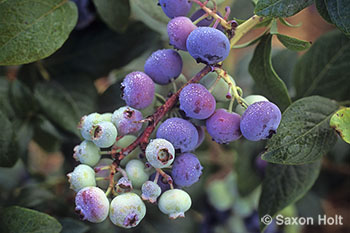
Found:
<box><xmin>73</xmin><ymin>140</ymin><xmax>101</xmax><ymax>166</ymax></box>
<box><xmin>172</xmin><ymin>153</ymin><xmax>203</xmax><ymax>187</ymax></box>
<box><xmin>112</xmin><ymin>106</ymin><xmax>143</xmax><ymax>136</ymax></box>
<box><xmin>92</xmin><ymin>121</ymin><xmax>118</xmax><ymax>148</ymax></box>
<box><xmin>235</xmin><ymin>95</ymin><xmax>268</xmax><ymax>115</ymax></box>
<box><xmin>158</xmin><ymin>189</ymin><xmax>191</xmax><ymax>219</ymax></box>
<box><xmin>195</xmin><ymin>126</ymin><xmax>205</xmax><ymax>149</ymax></box>
<box><xmin>206</xmin><ymin>109</ymin><xmax>242</xmax><ymax>144</ymax></box>
<box><xmin>149</xmin><ymin>172</ymin><xmax>174</xmax><ymax>193</ymax></box>
<box><xmin>109</xmin><ymin>192</ymin><xmax>146</xmax><ymax>228</ymax></box>
<box><xmin>240</xmin><ymin>101</ymin><xmax>282</xmax><ymax>141</ymax></box>
<box><xmin>159</xmin><ymin>0</ymin><xmax>192</xmax><ymax>19</ymax></box>
<box><xmin>156</xmin><ymin>117</ymin><xmax>198</xmax><ymax>152</ymax></box>
<box><xmin>75</xmin><ymin>187</ymin><xmax>109</xmax><ymax>223</ymax></box>
<box><xmin>167</xmin><ymin>17</ymin><xmax>197</xmax><ymax>51</ymax></box>
<box><xmin>141</xmin><ymin>181</ymin><xmax>161</xmax><ymax>203</ymax></box>
<box><xmin>179</xmin><ymin>83</ymin><xmax>216</xmax><ymax>119</ymax></box>
<box><xmin>121</xmin><ymin>72</ymin><xmax>155</xmax><ymax>109</ymax></box>
<box><xmin>67</xmin><ymin>164</ymin><xmax>96</xmax><ymax>192</ymax></box>
<box><xmin>71</xmin><ymin>0</ymin><xmax>95</xmax><ymax>30</ymax></box>
<box><xmin>186</xmin><ymin>27</ymin><xmax>230</xmax><ymax>64</ymax></box>
<box><xmin>144</xmin><ymin>49</ymin><xmax>183</xmax><ymax>85</ymax></box>
<box><xmin>145</xmin><ymin>139</ymin><xmax>175</xmax><ymax>168</ymax></box>
<box><xmin>125</xmin><ymin>159</ymin><xmax>149</xmax><ymax>189</ymax></box>
<box><xmin>190</xmin><ymin>9</ymin><xmax>225</xmax><ymax>31</ymax></box>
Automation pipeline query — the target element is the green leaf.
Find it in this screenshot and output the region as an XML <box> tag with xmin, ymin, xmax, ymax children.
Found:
<box><xmin>248</xmin><ymin>34</ymin><xmax>291</xmax><ymax>111</ymax></box>
<box><xmin>255</xmin><ymin>0</ymin><xmax>313</xmax><ymax>17</ymax></box>
<box><xmin>0</xmin><ymin>78</ymin><xmax>15</xmax><ymax>118</ymax></box>
<box><xmin>315</xmin><ymin>0</ymin><xmax>333</xmax><ymax>24</ymax></box>
<box><xmin>258</xmin><ymin>161</ymin><xmax>321</xmax><ymax>231</ymax></box>
<box><xmin>0</xmin><ymin>110</ymin><xmax>18</xmax><ymax>167</ymax></box>
<box><xmin>325</xmin><ymin>0</ymin><xmax>350</xmax><ymax>36</ymax></box>
<box><xmin>92</xmin><ymin>0</ymin><xmax>130</xmax><ymax>33</ymax></box>
<box><xmin>9</xmin><ymin>80</ymin><xmax>38</xmax><ymax>117</ymax></box>
<box><xmin>262</xmin><ymin>96</ymin><xmax>338</xmax><ymax>164</ymax></box>
<box><xmin>271</xmin><ymin>49</ymin><xmax>298</xmax><ymax>89</ymax></box>
<box><xmin>0</xmin><ymin>206</ymin><xmax>62</xmax><ymax>233</ymax></box>
<box><xmin>330</xmin><ymin>108</ymin><xmax>350</xmax><ymax>144</ymax></box>
<box><xmin>0</xmin><ymin>0</ymin><xmax>78</xmax><ymax>66</ymax></box>
<box><xmin>130</xmin><ymin>0</ymin><xmax>169</xmax><ymax>37</ymax></box>
<box><xmin>13</xmin><ymin>119</ymin><xmax>34</xmax><ymax>159</ymax></box>
<box><xmin>60</xmin><ymin>218</ymin><xmax>90</xmax><ymax>233</ymax></box>
<box><xmin>293</xmin><ymin>30</ymin><xmax>350</xmax><ymax>101</ymax></box>
<box><xmin>276</xmin><ymin>34</ymin><xmax>311</xmax><ymax>51</ymax></box>
<box><xmin>34</xmin><ymin>82</ymin><xmax>80</xmax><ymax>136</ymax></box>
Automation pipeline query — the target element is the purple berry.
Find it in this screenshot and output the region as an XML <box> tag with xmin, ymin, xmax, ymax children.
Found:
<box><xmin>172</xmin><ymin>153</ymin><xmax>203</xmax><ymax>187</ymax></box>
<box><xmin>195</xmin><ymin>126</ymin><xmax>205</xmax><ymax>149</ymax></box>
<box><xmin>159</xmin><ymin>0</ymin><xmax>192</xmax><ymax>19</ymax></box>
<box><xmin>156</xmin><ymin>117</ymin><xmax>199</xmax><ymax>152</ymax></box>
<box><xmin>149</xmin><ymin>171</ymin><xmax>174</xmax><ymax>193</ymax></box>
<box><xmin>144</xmin><ymin>49</ymin><xmax>183</xmax><ymax>85</ymax></box>
<box><xmin>71</xmin><ymin>0</ymin><xmax>95</xmax><ymax>30</ymax></box>
<box><xmin>186</xmin><ymin>27</ymin><xmax>230</xmax><ymax>64</ymax></box>
<box><xmin>255</xmin><ymin>156</ymin><xmax>268</xmax><ymax>177</ymax></box>
<box><xmin>240</xmin><ymin>101</ymin><xmax>282</xmax><ymax>141</ymax></box>
<box><xmin>112</xmin><ymin>106</ymin><xmax>143</xmax><ymax>136</ymax></box>
<box><xmin>141</xmin><ymin>181</ymin><xmax>161</xmax><ymax>203</ymax></box>
<box><xmin>121</xmin><ymin>71</ymin><xmax>155</xmax><ymax>109</ymax></box>
<box><xmin>206</xmin><ymin>109</ymin><xmax>242</xmax><ymax>144</ymax></box>
<box><xmin>167</xmin><ymin>17</ymin><xmax>197</xmax><ymax>51</ymax></box>
<box><xmin>190</xmin><ymin>9</ymin><xmax>225</xmax><ymax>31</ymax></box>
<box><xmin>179</xmin><ymin>83</ymin><xmax>216</xmax><ymax>119</ymax></box>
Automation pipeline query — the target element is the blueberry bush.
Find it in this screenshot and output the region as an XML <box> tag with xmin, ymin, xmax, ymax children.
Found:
<box><xmin>0</xmin><ymin>0</ymin><xmax>349</xmax><ymax>233</ymax></box>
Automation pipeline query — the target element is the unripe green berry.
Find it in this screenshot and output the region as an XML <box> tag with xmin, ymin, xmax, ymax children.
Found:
<box><xmin>75</xmin><ymin>187</ymin><xmax>109</xmax><ymax>223</ymax></box>
<box><xmin>100</xmin><ymin>112</ymin><xmax>113</xmax><ymax>122</ymax></box>
<box><xmin>109</xmin><ymin>192</ymin><xmax>146</xmax><ymax>228</ymax></box>
<box><xmin>235</xmin><ymin>95</ymin><xmax>268</xmax><ymax>115</ymax></box>
<box><xmin>200</xmin><ymin>72</ymin><xmax>230</xmax><ymax>102</ymax></box>
<box><xmin>92</xmin><ymin>121</ymin><xmax>118</xmax><ymax>148</ymax></box>
<box><xmin>78</xmin><ymin>113</ymin><xmax>101</xmax><ymax>141</ymax></box>
<box><xmin>158</xmin><ymin>189</ymin><xmax>191</xmax><ymax>219</ymax></box>
<box><xmin>145</xmin><ymin>139</ymin><xmax>175</xmax><ymax>168</ymax></box>
<box><xmin>67</xmin><ymin>164</ymin><xmax>96</xmax><ymax>192</ymax></box>
<box><xmin>141</xmin><ymin>181</ymin><xmax>161</xmax><ymax>203</ymax></box>
<box><xmin>125</xmin><ymin>160</ymin><xmax>149</xmax><ymax>189</ymax></box>
<box><xmin>73</xmin><ymin>140</ymin><xmax>101</xmax><ymax>166</ymax></box>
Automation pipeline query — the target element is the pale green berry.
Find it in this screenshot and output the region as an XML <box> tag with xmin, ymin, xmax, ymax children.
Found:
<box><xmin>75</xmin><ymin>187</ymin><xmax>109</xmax><ymax>223</ymax></box>
<box><xmin>155</xmin><ymin>74</ymin><xmax>187</xmax><ymax>97</ymax></box>
<box><xmin>78</xmin><ymin>113</ymin><xmax>101</xmax><ymax>141</ymax></box>
<box><xmin>235</xmin><ymin>95</ymin><xmax>268</xmax><ymax>115</ymax></box>
<box><xmin>200</xmin><ymin>72</ymin><xmax>230</xmax><ymax>102</ymax></box>
<box><xmin>141</xmin><ymin>181</ymin><xmax>161</xmax><ymax>203</ymax></box>
<box><xmin>117</xmin><ymin>135</ymin><xmax>141</xmax><ymax>166</ymax></box>
<box><xmin>67</xmin><ymin>164</ymin><xmax>96</xmax><ymax>192</ymax></box>
<box><xmin>92</xmin><ymin>121</ymin><xmax>118</xmax><ymax>148</ymax></box>
<box><xmin>95</xmin><ymin>158</ymin><xmax>113</xmax><ymax>189</ymax></box>
<box><xmin>73</xmin><ymin>140</ymin><xmax>101</xmax><ymax>166</ymax></box>
<box><xmin>109</xmin><ymin>192</ymin><xmax>146</xmax><ymax>228</ymax></box>
<box><xmin>100</xmin><ymin>113</ymin><xmax>113</xmax><ymax>122</ymax></box>
<box><xmin>158</xmin><ymin>189</ymin><xmax>191</xmax><ymax>219</ymax></box>
<box><xmin>145</xmin><ymin>139</ymin><xmax>175</xmax><ymax>168</ymax></box>
<box><xmin>125</xmin><ymin>160</ymin><xmax>149</xmax><ymax>189</ymax></box>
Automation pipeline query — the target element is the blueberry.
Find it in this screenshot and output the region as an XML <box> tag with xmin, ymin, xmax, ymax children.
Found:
<box><xmin>179</xmin><ymin>83</ymin><xmax>216</xmax><ymax>119</ymax></box>
<box><xmin>206</xmin><ymin>109</ymin><xmax>242</xmax><ymax>144</ymax></box>
<box><xmin>73</xmin><ymin>140</ymin><xmax>101</xmax><ymax>166</ymax></box>
<box><xmin>91</xmin><ymin>121</ymin><xmax>118</xmax><ymax>148</ymax></box>
<box><xmin>240</xmin><ymin>101</ymin><xmax>282</xmax><ymax>141</ymax></box>
<box><xmin>158</xmin><ymin>189</ymin><xmax>191</xmax><ymax>219</ymax></box>
<box><xmin>172</xmin><ymin>153</ymin><xmax>203</xmax><ymax>187</ymax></box>
<box><xmin>159</xmin><ymin>0</ymin><xmax>192</xmax><ymax>19</ymax></box>
<box><xmin>186</xmin><ymin>27</ymin><xmax>230</xmax><ymax>64</ymax></box>
<box><xmin>125</xmin><ymin>159</ymin><xmax>149</xmax><ymax>189</ymax></box>
<box><xmin>167</xmin><ymin>17</ymin><xmax>197</xmax><ymax>51</ymax></box>
<box><xmin>190</xmin><ymin>9</ymin><xmax>225</xmax><ymax>32</ymax></box>
<box><xmin>144</xmin><ymin>49</ymin><xmax>183</xmax><ymax>85</ymax></box>
<box><xmin>112</xmin><ymin>106</ymin><xmax>143</xmax><ymax>136</ymax></box>
<box><xmin>156</xmin><ymin>117</ymin><xmax>199</xmax><ymax>152</ymax></box>
<box><xmin>149</xmin><ymin>171</ymin><xmax>174</xmax><ymax>193</ymax></box>
<box><xmin>75</xmin><ymin>187</ymin><xmax>109</xmax><ymax>223</ymax></box>
<box><xmin>141</xmin><ymin>181</ymin><xmax>161</xmax><ymax>203</ymax></box>
<box><xmin>67</xmin><ymin>164</ymin><xmax>96</xmax><ymax>192</ymax></box>
<box><xmin>145</xmin><ymin>139</ymin><xmax>175</xmax><ymax>168</ymax></box>
<box><xmin>78</xmin><ymin>113</ymin><xmax>101</xmax><ymax>141</ymax></box>
<box><xmin>200</xmin><ymin>72</ymin><xmax>230</xmax><ymax>102</ymax></box>
<box><xmin>71</xmin><ymin>0</ymin><xmax>95</xmax><ymax>30</ymax></box>
<box><xmin>121</xmin><ymin>71</ymin><xmax>155</xmax><ymax>109</ymax></box>
<box><xmin>235</xmin><ymin>95</ymin><xmax>268</xmax><ymax>115</ymax></box>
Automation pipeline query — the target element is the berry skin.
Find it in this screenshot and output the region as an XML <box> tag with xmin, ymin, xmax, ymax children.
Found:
<box><xmin>95</xmin><ymin>158</ymin><xmax>113</xmax><ymax>189</ymax></box>
<box><xmin>172</xmin><ymin>153</ymin><xmax>203</xmax><ymax>187</ymax></box>
<box><xmin>206</xmin><ymin>109</ymin><xmax>242</xmax><ymax>144</ymax></box>
<box><xmin>159</xmin><ymin>0</ymin><xmax>192</xmax><ymax>19</ymax></box>
<box><xmin>149</xmin><ymin>172</ymin><xmax>174</xmax><ymax>193</ymax></box>
<box><xmin>67</xmin><ymin>164</ymin><xmax>96</xmax><ymax>192</ymax></box>
<box><xmin>71</xmin><ymin>0</ymin><xmax>95</xmax><ymax>30</ymax></box>
<box><xmin>111</xmin><ymin>106</ymin><xmax>143</xmax><ymax>136</ymax></box>
<box><xmin>167</xmin><ymin>17</ymin><xmax>197</xmax><ymax>51</ymax></box>
<box><xmin>190</xmin><ymin>9</ymin><xmax>225</xmax><ymax>31</ymax></box>
<box><xmin>179</xmin><ymin>83</ymin><xmax>216</xmax><ymax>119</ymax></box>
<box><xmin>158</xmin><ymin>189</ymin><xmax>191</xmax><ymax>219</ymax></box>
<box><xmin>91</xmin><ymin>121</ymin><xmax>118</xmax><ymax>148</ymax></box>
<box><xmin>73</xmin><ymin>140</ymin><xmax>101</xmax><ymax>167</ymax></box>
<box><xmin>145</xmin><ymin>139</ymin><xmax>175</xmax><ymax>168</ymax></box>
<box><xmin>100</xmin><ymin>112</ymin><xmax>113</xmax><ymax>122</ymax></box>
<box><xmin>75</xmin><ymin>187</ymin><xmax>109</xmax><ymax>223</ymax></box>
<box><xmin>235</xmin><ymin>95</ymin><xmax>269</xmax><ymax>115</ymax></box>
<box><xmin>141</xmin><ymin>181</ymin><xmax>161</xmax><ymax>203</ymax></box>
<box><xmin>121</xmin><ymin>71</ymin><xmax>155</xmax><ymax>109</ymax></box>
<box><xmin>109</xmin><ymin>192</ymin><xmax>146</xmax><ymax>228</ymax></box>
<box><xmin>116</xmin><ymin>177</ymin><xmax>133</xmax><ymax>193</ymax></box>
<box><xmin>195</xmin><ymin>126</ymin><xmax>205</xmax><ymax>149</ymax></box>
<box><xmin>186</xmin><ymin>27</ymin><xmax>230</xmax><ymax>64</ymax></box>
<box><xmin>200</xmin><ymin>72</ymin><xmax>230</xmax><ymax>102</ymax></box>
<box><xmin>156</xmin><ymin>117</ymin><xmax>199</xmax><ymax>152</ymax></box>
<box><xmin>125</xmin><ymin>159</ymin><xmax>149</xmax><ymax>189</ymax></box>
<box><xmin>78</xmin><ymin>113</ymin><xmax>101</xmax><ymax>141</ymax></box>
<box><xmin>144</xmin><ymin>49</ymin><xmax>183</xmax><ymax>85</ymax></box>
<box><xmin>240</xmin><ymin>101</ymin><xmax>282</xmax><ymax>141</ymax></box>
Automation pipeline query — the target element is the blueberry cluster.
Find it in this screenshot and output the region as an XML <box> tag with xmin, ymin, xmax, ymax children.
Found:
<box><xmin>67</xmin><ymin>1</ymin><xmax>282</xmax><ymax>229</ymax></box>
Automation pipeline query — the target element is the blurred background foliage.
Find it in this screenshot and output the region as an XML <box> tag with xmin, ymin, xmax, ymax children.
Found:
<box><xmin>0</xmin><ymin>0</ymin><xmax>349</xmax><ymax>233</ymax></box>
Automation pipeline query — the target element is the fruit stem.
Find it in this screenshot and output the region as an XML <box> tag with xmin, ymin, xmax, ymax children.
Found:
<box><xmin>155</xmin><ymin>93</ymin><xmax>166</xmax><ymax>103</ymax></box>
<box><xmin>229</xmin><ymin>15</ymin><xmax>264</xmax><ymax>49</ymax></box>
<box><xmin>192</xmin><ymin>12</ymin><xmax>210</xmax><ymax>25</ymax></box>
<box><xmin>156</xmin><ymin>168</ymin><xmax>174</xmax><ymax>188</ymax></box>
